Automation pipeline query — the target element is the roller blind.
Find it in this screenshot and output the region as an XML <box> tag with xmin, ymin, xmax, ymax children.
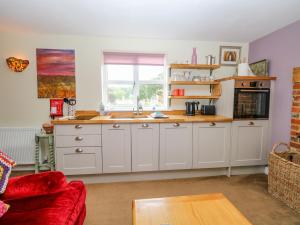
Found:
<box><xmin>103</xmin><ymin>52</ymin><xmax>165</xmax><ymax>66</ymax></box>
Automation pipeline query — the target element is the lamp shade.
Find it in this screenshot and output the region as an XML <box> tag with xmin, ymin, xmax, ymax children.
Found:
<box><xmin>6</xmin><ymin>57</ymin><xmax>29</xmax><ymax>72</ymax></box>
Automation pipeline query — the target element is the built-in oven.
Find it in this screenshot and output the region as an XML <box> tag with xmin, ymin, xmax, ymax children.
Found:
<box><xmin>233</xmin><ymin>80</ymin><xmax>270</xmax><ymax>119</ymax></box>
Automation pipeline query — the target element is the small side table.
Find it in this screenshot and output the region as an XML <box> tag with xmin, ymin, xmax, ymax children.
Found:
<box><xmin>35</xmin><ymin>133</ymin><xmax>55</xmax><ymax>173</ymax></box>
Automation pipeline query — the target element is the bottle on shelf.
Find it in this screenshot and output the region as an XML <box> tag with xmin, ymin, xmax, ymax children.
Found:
<box><xmin>191</xmin><ymin>48</ymin><xmax>198</xmax><ymax>64</ymax></box>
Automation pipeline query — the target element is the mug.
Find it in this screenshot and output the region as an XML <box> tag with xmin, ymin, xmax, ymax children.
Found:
<box><xmin>178</xmin><ymin>89</ymin><xmax>185</xmax><ymax>96</ymax></box>
<box><xmin>172</xmin><ymin>89</ymin><xmax>179</xmax><ymax>96</ymax></box>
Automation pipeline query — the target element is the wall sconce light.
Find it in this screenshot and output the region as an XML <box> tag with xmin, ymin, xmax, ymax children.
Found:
<box><xmin>6</xmin><ymin>57</ymin><xmax>29</xmax><ymax>72</ymax></box>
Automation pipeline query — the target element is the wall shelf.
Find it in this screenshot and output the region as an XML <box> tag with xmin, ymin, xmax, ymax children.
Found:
<box><xmin>168</xmin><ymin>95</ymin><xmax>220</xmax><ymax>99</ymax></box>
<box><xmin>170</xmin><ymin>64</ymin><xmax>220</xmax><ymax>70</ymax></box>
<box><xmin>168</xmin><ymin>64</ymin><xmax>222</xmax><ymax>107</ymax></box>
<box><xmin>169</xmin><ymin>80</ymin><xmax>220</xmax><ymax>85</ymax></box>
<box><xmin>216</xmin><ymin>76</ymin><xmax>277</xmax><ymax>81</ymax></box>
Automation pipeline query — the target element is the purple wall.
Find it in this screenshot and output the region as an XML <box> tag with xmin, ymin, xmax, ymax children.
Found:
<box><xmin>249</xmin><ymin>20</ymin><xmax>300</xmax><ymax>145</ymax></box>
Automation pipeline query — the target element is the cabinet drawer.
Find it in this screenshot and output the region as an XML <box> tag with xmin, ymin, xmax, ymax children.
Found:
<box><xmin>56</xmin><ymin>147</ymin><xmax>102</xmax><ymax>175</ymax></box>
<box><xmin>55</xmin><ymin>134</ymin><xmax>101</xmax><ymax>147</ymax></box>
<box><xmin>55</xmin><ymin>124</ymin><xmax>101</xmax><ymax>135</ymax></box>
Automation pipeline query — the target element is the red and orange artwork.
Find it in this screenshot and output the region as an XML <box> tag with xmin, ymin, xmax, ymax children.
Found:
<box><xmin>36</xmin><ymin>48</ymin><xmax>76</xmax><ymax>98</ymax></box>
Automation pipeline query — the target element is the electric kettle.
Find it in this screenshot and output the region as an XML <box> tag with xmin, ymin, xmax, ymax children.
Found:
<box><xmin>185</xmin><ymin>101</ymin><xmax>199</xmax><ymax>116</ymax></box>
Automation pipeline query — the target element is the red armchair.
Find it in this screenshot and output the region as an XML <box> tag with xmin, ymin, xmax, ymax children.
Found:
<box><xmin>0</xmin><ymin>171</ymin><xmax>86</xmax><ymax>225</ymax></box>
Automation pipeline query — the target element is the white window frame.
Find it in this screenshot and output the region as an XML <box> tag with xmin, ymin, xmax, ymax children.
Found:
<box><xmin>102</xmin><ymin>64</ymin><xmax>168</xmax><ymax>111</ymax></box>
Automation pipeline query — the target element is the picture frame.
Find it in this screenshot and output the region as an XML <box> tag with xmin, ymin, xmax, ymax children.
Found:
<box><xmin>219</xmin><ymin>46</ymin><xmax>241</xmax><ymax>66</ymax></box>
<box><xmin>36</xmin><ymin>48</ymin><xmax>76</xmax><ymax>98</ymax></box>
<box><xmin>249</xmin><ymin>59</ymin><xmax>269</xmax><ymax>76</ymax></box>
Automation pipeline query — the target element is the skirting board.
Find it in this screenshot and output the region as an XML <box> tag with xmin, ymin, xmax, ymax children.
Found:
<box><xmin>12</xmin><ymin>164</ymin><xmax>35</xmax><ymax>171</ymax></box>
<box><xmin>67</xmin><ymin>166</ymin><xmax>265</xmax><ymax>184</ymax></box>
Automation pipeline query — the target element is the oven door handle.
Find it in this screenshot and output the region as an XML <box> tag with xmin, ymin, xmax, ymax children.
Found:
<box><xmin>239</xmin><ymin>89</ymin><xmax>270</xmax><ymax>93</ymax></box>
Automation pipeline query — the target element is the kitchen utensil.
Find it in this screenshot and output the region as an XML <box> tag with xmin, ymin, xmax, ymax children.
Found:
<box><xmin>63</xmin><ymin>98</ymin><xmax>77</xmax><ymax>119</ymax></box>
<box><xmin>206</xmin><ymin>55</ymin><xmax>216</xmax><ymax>65</ymax></box>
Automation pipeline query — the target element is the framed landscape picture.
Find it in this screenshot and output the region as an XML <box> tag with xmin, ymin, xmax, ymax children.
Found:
<box><xmin>36</xmin><ymin>48</ymin><xmax>76</xmax><ymax>98</ymax></box>
<box><xmin>249</xmin><ymin>59</ymin><xmax>269</xmax><ymax>76</ymax></box>
<box><xmin>219</xmin><ymin>46</ymin><xmax>241</xmax><ymax>66</ymax></box>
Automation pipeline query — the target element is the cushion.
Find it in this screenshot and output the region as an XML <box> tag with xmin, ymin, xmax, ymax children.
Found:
<box><xmin>0</xmin><ymin>200</ymin><xmax>9</xmax><ymax>218</ymax></box>
<box><xmin>0</xmin><ymin>181</ymin><xmax>86</xmax><ymax>225</ymax></box>
<box><xmin>2</xmin><ymin>171</ymin><xmax>68</xmax><ymax>201</ymax></box>
<box><xmin>0</xmin><ymin>151</ymin><xmax>16</xmax><ymax>194</ymax></box>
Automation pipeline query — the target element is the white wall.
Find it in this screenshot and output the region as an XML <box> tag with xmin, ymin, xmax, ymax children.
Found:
<box><xmin>0</xmin><ymin>32</ymin><xmax>248</xmax><ymax>127</ymax></box>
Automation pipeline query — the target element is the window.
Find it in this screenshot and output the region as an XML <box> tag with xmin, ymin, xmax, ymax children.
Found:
<box><xmin>102</xmin><ymin>52</ymin><xmax>166</xmax><ymax>110</ymax></box>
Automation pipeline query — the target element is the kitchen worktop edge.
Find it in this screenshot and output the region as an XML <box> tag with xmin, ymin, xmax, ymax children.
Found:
<box><xmin>52</xmin><ymin>114</ymin><xmax>233</xmax><ymax>125</ymax></box>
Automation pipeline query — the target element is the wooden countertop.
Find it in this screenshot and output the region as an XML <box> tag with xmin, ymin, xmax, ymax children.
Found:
<box><xmin>216</xmin><ymin>76</ymin><xmax>276</xmax><ymax>81</ymax></box>
<box><xmin>52</xmin><ymin>114</ymin><xmax>233</xmax><ymax>124</ymax></box>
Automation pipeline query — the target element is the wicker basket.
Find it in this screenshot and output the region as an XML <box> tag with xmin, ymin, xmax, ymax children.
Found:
<box><xmin>268</xmin><ymin>143</ymin><xmax>300</xmax><ymax>213</ymax></box>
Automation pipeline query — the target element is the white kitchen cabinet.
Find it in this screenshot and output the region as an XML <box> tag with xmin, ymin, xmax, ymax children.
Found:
<box><xmin>55</xmin><ymin>124</ymin><xmax>101</xmax><ymax>135</ymax></box>
<box><xmin>55</xmin><ymin>134</ymin><xmax>101</xmax><ymax>147</ymax></box>
<box><xmin>56</xmin><ymin>147</ymin><xmax>102</xmax><ymax>175</ymax></box>
<box><xmin>55</xmin><ymin>124</ymin><xmax>102</xmax><ymax>175</ymax></box>
<box><xmin>102</xmin><ymin>124</ymin><xmax>131</xmax><ymax>173</ymax></box>
<box><xmin>193</xmin><ymin>122</ymin><xmax>231</xmax><ymax>168</ymax></box>
<box><xmin>231</xmin><ymin>120</ymin><xmax>269</xmax><ymax>166</ymax></box>
<box><xmin>160</xmin><ymin>123</ymin><xmax>193</xmax><ymax>170</ymax></box>
<box><xmin>131</xmin><ymin>123</ymin><xmax>159</xmax><ymax>172</ymax></box>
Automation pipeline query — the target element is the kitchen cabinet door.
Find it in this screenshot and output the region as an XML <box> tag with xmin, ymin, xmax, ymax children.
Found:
<box><xmin>131</xmin><ymin>123</ymin><xmax>159</xmax><ymax>172</ymax></box>
<box><xmin>56</xmin><ymin>147</ymin><xmax>102</xmax><ymax>175</ymax></box>
<box><xmin>193</xmin><ymin>122</ymin><xmax>231</xmax><ymax>168</ymax></box>
<box><xmin>231</xmin><ymin>120</ymin><xmax>269</xmax><ymax>166</ymax></box>
<box><xmin>160</xmin><ymin>123</ymin><xmax>193</xmax><ymax>170</ymax></box>
<box><xmin>102</xmin><ymin>124</ymin><xmax>131</xmax><ymax>173</ymax></box>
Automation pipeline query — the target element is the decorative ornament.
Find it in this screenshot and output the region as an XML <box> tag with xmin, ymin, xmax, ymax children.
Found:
<box><xmin>6</xmin><ymin>57</ymin><xmax>29</xmax><ymax>72</ymax></box>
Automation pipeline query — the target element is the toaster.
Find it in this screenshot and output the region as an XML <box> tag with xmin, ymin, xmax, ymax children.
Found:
<box><xmin>201</xmin><ymin>105</ymin><xmax>216</xmax><ymax>115</ymax></box>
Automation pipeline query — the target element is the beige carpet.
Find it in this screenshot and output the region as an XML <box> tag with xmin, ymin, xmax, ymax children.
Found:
<box><xmin>85</xmin><ymin>174</ymin><xmax>300</xmax><ymax>225</ymax></box>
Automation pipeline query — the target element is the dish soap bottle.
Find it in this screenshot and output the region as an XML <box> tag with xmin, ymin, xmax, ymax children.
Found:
<box><xmin>191</xmin><ymin>47</ymin><xmax>197</xmax><ymax>64</ymax></box>
<box><xmin>99</xmin><ymin>102</ymin><xmax>105</xmax><ymax>116</ymax></box>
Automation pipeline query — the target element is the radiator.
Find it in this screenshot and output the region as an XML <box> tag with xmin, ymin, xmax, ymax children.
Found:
<box><xmin>0</xmin><ymin>127</ymin><xmax>40</xmax><ymax>164</ymax></box>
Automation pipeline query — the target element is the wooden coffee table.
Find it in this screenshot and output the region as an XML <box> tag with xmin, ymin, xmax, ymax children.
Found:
<box><xmin>133</xmin><ymin>193</ymin><xmax>252</xmax><ymax>225</ymax></box>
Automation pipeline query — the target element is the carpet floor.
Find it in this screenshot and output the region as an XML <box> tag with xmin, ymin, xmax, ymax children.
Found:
<box><xmin>85</xmin><ymin>174</ymin><xmax>300</xmax><ymax>225</ymax></box>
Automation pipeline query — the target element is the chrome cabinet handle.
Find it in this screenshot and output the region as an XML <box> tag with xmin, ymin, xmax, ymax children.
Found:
<box><xmin>75</xmin><ymin>125</ymin><xmax>82</xmax><ymax>129</ymax></box>
<box><xmin>142</xmin><ymin>123</ymin><xmax>149</xmax><ymax>128</ymax></box>
<box><xmin>248</xmin><ymin>121</ymin><xmax>255</xmax><ymax>126</ymax></box>
<box><xmin>75</xmin><ymin>136</ymin><xmax>83</xmax><ymax>141</ymax></box>
<box><xmin>173</xmin><ymin>123</ymin><xmax>180</xmax><ymax>127</ymax></box>
<box><xmin>209</xmin><ymin>122</ymin><xmax>216</xmax><ymax>126</ymax></box>
<box><xmin>113</xmin><ymin>124</ymin><xmax>120</xmax><ymax>128</ymax></box>
<box><xmin>75</xmin><ymin>148</ymin><xmax>83</xmax><ymax>153</ymax></box>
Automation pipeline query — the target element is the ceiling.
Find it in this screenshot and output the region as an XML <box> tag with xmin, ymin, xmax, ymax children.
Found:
<box><xmin>1</xmin><ymin>0</ymin><xmax>300</xmax><ymax>42</ymax></box>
